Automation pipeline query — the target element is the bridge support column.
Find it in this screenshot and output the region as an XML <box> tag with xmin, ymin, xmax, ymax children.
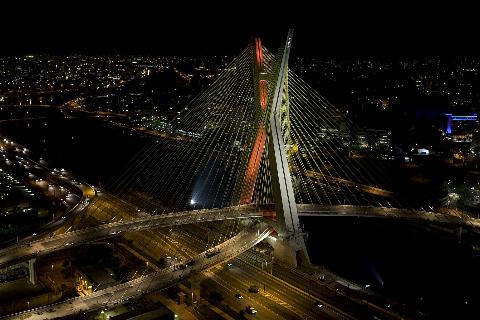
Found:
<box><xmin>457</xmin><ymin>226</ymin><xmax>463</xmax><ymax>244</ymax></box>
<box><xmin>188</xmin><ymin>275</ymin><xmax>201</xmax><ymax>306</ymax></box>
<box><xmin>267</xmin><ymin>234</ymin><xmax>309</xmax><ymax>268</ymax></box>
<box><xmin>28</xmin><ymin>258</ymin><xmax>36</xmax><ymax>285</ymax></box>
<box><xmin>266</xmin><ymin>29</ymin><xmax>310</xmax><ymax>268</ymax></box>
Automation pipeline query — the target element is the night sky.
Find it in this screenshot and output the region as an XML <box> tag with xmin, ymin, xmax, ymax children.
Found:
<box><xmin>1</xmin><ymin>2</ymin><xmax>479</xmax><ymax>56</ymax></box>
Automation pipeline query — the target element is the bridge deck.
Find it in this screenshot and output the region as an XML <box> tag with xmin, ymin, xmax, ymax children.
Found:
<box><xmin>0</xmin><ymin>204</ymin><xmax>262</xmax><ymax>269</ymax></box>
<box><xmin>297</xmin><ymin>204</ymin><xmax>480</xmax><ymax>228</ymax></box>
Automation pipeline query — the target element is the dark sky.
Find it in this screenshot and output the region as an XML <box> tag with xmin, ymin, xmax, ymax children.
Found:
<box><xmin>1</xmin><ymin>2</ymin><xmax>478</xmax><ymax>56</ymax></box>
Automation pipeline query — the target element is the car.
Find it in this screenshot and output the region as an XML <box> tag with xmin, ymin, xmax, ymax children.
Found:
<box><xmin>315</xmin><ymin>301</ymin><xmax>323</xmax><ymax>308</ymax></box>
<box><xmin>246</xmin><ymin>306</ymin><xmax>257</xmax><ymax>315</ymax></box>
<box><xmin>235</xmin><ymin>293</ymin><xmax>243</xmax><ymax>299</ymax></box>
<box><xmin>248</xmin><ymin>285</ymin><xmax>259</xmax><ymax>293</ymax></box>
<box><xmin>205</xmin><ymin>249</ymin><xmax>220</xmax><ymax>258</ymax></box>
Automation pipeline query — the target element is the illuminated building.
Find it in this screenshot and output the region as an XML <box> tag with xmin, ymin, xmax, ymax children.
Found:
<box><xmin>444</xmin><ymin>113</ymin><xmax>478</xmax><ymax>142</ymax></box>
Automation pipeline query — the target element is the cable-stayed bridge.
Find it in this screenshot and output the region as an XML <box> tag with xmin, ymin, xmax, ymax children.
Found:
<box><xmin>2</xmin><ymin>29</ymin><xmax>478</xmax><ymax>319</ymax></box>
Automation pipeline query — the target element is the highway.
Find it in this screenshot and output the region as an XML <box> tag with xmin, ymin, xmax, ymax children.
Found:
<box><xmin>0</xmin><ymin>201</ymin><xmax>262</xmax><ymax>268</ymax></box>
<box><xmin>2</xmin><ymin>197</ymin><xmax>477</xmax><ymax>270</ymax></box>
<box><xmin>297</xmin><ymin>204</ymin><xmax>480</xmax><ymax>228</ymax></box>
<box><xmin>84</xmin><ymin>201</ymin><xmax>396</xmax><ymax>319</ymax></box>
<box><xmin>203</xmin><ymin>261</ymin><xmax>345</xmax><ymax>319</ymax></box>
<box><xmin>142</xmin><ymin>223</ymin><xmax>342</xmax><ymax>320</ymax></box>
<box><xmin>3</xmin><ymin>223</ymin><xmax>272</xmax><ymax>320</ymax></box>
<box><xmin>177</xmin><ymin>222</ymin><xmax>398</xmax><ymax>320</ymax></box>
<box><xmin>0</xmin><ymin>137</ymin><xmax>95</xmax><ymax>248</ymax></box>
<box><xmin>305</xmin><ymin>170</ymin><xmax>394</xmax><ymax>197</ymax></box>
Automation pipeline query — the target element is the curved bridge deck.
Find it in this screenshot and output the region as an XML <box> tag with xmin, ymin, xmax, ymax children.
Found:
<box><xmin>297</xmin><ymin>204</ymin><xmax>480</xmax><ymax>228</ymax></box>
<box><xmin>0</xmin><ymin>205</ymin><xmax>262</xmax><ymax>269</ymax></box>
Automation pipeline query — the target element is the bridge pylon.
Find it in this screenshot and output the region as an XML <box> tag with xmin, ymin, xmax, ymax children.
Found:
<box><xmin>265</xmin><ymin>30</ymin><xmax>309</xmax><ymax>268</ymax></box>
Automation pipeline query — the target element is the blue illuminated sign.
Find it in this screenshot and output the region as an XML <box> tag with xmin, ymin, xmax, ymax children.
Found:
<box><xmin>444</xmin><ymin>113</ymin><xmax>477</xmax><ymax>135</ymax></box>
<box><xmin>451</xmin><ymin>116</ymin><xmax>477</xmax><ymax>121</ymax></box>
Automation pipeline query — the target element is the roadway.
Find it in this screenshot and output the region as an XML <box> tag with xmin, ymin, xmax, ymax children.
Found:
<box><xmin>128</xmin><ymin>223</ymin><xmax>341</xmax><ymax>320</ymax></box>
<box><xmin>305</xmin><ymin>170</ymin><xmax>394</xmax><ymax>197</ymax></box>
<box><xmin>3</xmin><ymin>223</ymin><xmax>273</xmax><ymax>320</ymax></box>
<box><xmin>297</xmin><ymin>204</ymin><xmax>480</xmax><ymax>228</ymax></box>
<box><xmin>178</xmin><ymin>222</ymin><xmax>398</xmax><ymax>320</ymax></box>
<box><xmin>0</xmin><ymin>201</ymin><xmax>262</xmax><ymax>268</ymax></box>
<box><xmin>201</xmin><ymin>261</ymin><xmax>346</xmax><ymax>319</ymax></box>
<box><xmin>0</xmin><ymin>137</ymin><xmax>95</xmax><ymax>248</ymax></box>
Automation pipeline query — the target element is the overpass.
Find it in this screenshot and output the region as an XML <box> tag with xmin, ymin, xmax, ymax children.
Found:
<box><xmin>297</xmin><ymin>204</ymin><xmax>480</xmax><ymax>228</ymax></box>
<box><xmin>2</xmin><ymin>223</ymin><xmax>273</xmax><ymax>320</ymax></box>
<box><xmin>3</xmin><ymin>200</ymin><xmax>479</xmax><ymax>270</ymax></box>
<box><xmin>0</xmin><ymin>205</ymin><xmax>263</xmax><ymax>269</ymax></box>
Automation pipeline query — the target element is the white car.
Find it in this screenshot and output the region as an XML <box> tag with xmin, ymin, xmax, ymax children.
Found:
<box><xmin>246</xmin><ymin>306</ymin><xmax>257</xmax><ymax>315</ymax></box>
